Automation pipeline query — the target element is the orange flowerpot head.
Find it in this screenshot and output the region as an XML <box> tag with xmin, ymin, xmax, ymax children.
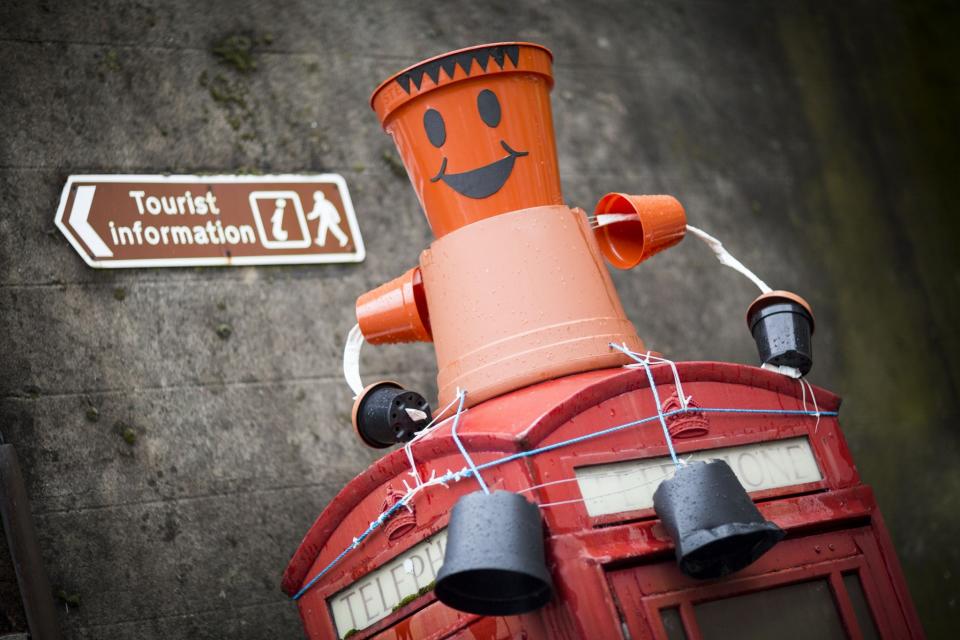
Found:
<box><xmin>371</xmin><ymin>43</ymin><xmax>561</xmax><ymax>238</ymax></box>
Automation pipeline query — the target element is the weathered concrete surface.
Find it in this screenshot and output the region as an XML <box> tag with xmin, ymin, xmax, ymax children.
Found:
<box><xmin>1</xmin><ymin>0</ymin><xmax>958</xmax><ymax>637</ymax></box>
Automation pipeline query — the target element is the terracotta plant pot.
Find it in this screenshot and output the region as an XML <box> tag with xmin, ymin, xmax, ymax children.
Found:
<box><xmin>653</xmin><ymin>460</ymin><xmax>785</xmax><ymax>579</ymax></box>
<box><xmin>351</xmin><ymin>381</ymin><xmax>432</xmax><ymax>448</ymax></box>
<box><xmin>436</xmin><ymin>490</ymin><xmax>553</xmax><ymax>615</ymax></box>
<box><xmin>593</xmin><ymin>193</ymin><xmax>687</xmax><ymax>269</ymax></box>
<box><xmin>746</xmin><ymin>291</ymin><xmax>815</xmax><ymax>376</ymax></box>
<box><xmin>371</xmin><ymin>42</ymin><xmax>560</xmax><ymax>237</ymax></box>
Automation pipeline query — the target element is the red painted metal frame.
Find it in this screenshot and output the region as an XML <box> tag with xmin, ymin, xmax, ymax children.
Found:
<box><xmin>283</xmin><ymin>363</ymin><xmax>922</xmax><ymax>639</ymax></box>
<box><xmin>610</xmin><ymin>526</ymin><xmax>910</xmax><ymax>639</ymax></box>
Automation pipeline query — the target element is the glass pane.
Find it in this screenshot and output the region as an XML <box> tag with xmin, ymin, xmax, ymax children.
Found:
<box><xmin>843</xmin><ymin>572</ymin><xmax>880</xmax><ymax>640</ymax></box>
<box><xmin>695</xmin><ymin>579</ymin><xmax>846</xmax><ymax>640</ymax></box>
<box><xmin>659</xmin><ymin>606</ymin><xmax>688</xmax><ymax>640</ymax></box>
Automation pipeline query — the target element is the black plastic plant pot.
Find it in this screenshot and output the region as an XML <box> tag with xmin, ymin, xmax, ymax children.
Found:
<box><xmin>435</xmin><ymin>490</ymin><xmax>554</xmax><ymax>616</ymax></box>
<box><xmin>352</xmin><ymin>382</ymin><xmax>432</xmax><ymax>448</ymax></box>
<box><xmin>747</xmin><ymin>292</ymin><xmax>815</xmax><ymax>376</ymax></box>
<box><xmin>653</xmin><ymin>460</ymin><xmax>785</xmax><ymax>580</ymax></box>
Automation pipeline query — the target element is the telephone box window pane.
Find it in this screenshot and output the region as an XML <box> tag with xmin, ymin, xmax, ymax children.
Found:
<box><xmin>695</xmin><ymin>579</ymin><xmax>846</xmax><ymax>640</ymax></box>
<box><xmin>659</xmin><ymin>607</ymin><xmax>688</xmax><ymax>640</ymax></box>
<box><xmin>843</xmin><ymin>572</ymin><xmax>880</xmax><ymax>640</ymax></box>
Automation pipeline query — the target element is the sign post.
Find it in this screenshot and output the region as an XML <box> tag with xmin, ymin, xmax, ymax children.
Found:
<box><xmin>55</xmin><ymin>174</ymin><xmax>365</xmax><ymax>268</ymax></box>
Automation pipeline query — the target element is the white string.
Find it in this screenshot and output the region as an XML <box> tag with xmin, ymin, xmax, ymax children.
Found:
<box><xmin>800</xmin><ymin>374</ymin><xmax>806</xmax><ymax>412</ymax></box>
<box><xmin>761</xmin><ymin>362</ymin><xmax>803</xmax><ymax>379</ymax></box>
<box><xmin>610</xmin><ymin>344</ymin><xmax>682</xmax><ymax>468</ymax></box>
<box><xmin>343</xmin><ymin>324</ymin><xmax>365</xmax><ymax>398</ymax></box>
<box><xmin>516</xmin><ymin>352</ymin><xmax>693</xmax><ymax>500</ymax></box>
<box><xmin>449</xmin><ymin>390</ymin><xmax>489</xmax><ymax>494</ymax></box>
<box><xmin>402</xmin><ymin>394</ymin><xmax>463</xmax><ymax>488</ymax></box>
<box><xmin>538</xmin><ymin>479</ymin><xmax>663</xmax><ymax>509</ymax></box>
<box><xmin>799</xmin><ymin>377</ymin><xmax>821</xmax><ymax>433</ymax></box>
<box><xmin>517</xmin><ymin>476</ymin><xmax>583</xmax><ymax>493</ymax></box>
<box><xmin>399</xmin><ymin>468</ymin><xmax>460</xmax><ymax>509</ymax></box>
<box><xmin>686</xmin><ymin>224</ymin><xmax>772</xmax><ymax>294</ymax></box>
<box><xmin>623</xmin><ymin>349</ymin><xmax>691</xmax><ymax>409</ymax></box>
<box><xmin>518</xmin><ymin>469</ymin><xmax>655</xmax><ymax>494</ymax></box>
<box><xmin>589</xmin><ymin>212</ymin><xmax>637</xmax><ymax>229</ymax></box>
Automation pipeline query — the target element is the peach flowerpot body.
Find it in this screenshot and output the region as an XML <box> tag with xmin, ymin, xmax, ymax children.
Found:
<box><xmin>419</xmin><ymin>205</ymin><xmax>644</xmax><ymax>408</ymax></box>
<box><xmin>372</xmin><ymin>43</ymin><xmax>561</xmax><ymax>238</ymax></box>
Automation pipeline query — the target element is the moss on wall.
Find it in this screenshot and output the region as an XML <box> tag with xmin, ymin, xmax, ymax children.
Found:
<box><xmin>778</xmin><ymin>3</ymin><xmax>960</xmax><ymax>634</ymax></box>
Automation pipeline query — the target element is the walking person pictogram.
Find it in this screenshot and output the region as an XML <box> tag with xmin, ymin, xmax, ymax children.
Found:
<box><xmin>270</xmin><ymin>198</ymin><xmax>289</xmax><ymax>241</ymax></box>
<box><xmin>307</xmin><ymin>191</ymin><xmax>349</xmax><ymax>247</ymax></box>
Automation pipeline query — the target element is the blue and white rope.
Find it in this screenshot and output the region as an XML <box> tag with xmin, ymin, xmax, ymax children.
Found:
<box><xmin>291</xmin><ymin>355</ymin><xmax>837</xmax><ymax>601</ymax></box>
<box><xmin>449</xmin><ymin>390</ymin><xmax>490</xmax><ymax>494</ymax></box>
<box><xmin>611</xmin><ymin>343</ymin><xmax>681</xmax><ymax>468</ymax></box>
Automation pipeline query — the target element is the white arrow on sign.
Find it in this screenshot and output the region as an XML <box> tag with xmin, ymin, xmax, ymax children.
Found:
<box><xmin>68</xmin><ymin>186</ymin><xmax>113</xmax><ymax>258</ymax></box>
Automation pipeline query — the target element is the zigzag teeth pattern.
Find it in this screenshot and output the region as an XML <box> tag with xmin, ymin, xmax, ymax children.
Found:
<box><xmin>473</xmin><ymin>49</ymin><xmax>490</xmax><ymax>71</ymax></box>
<box><xmin>395</xmin><ymin>45</ymin><xmax>520</xmax><ymax>94</ymax></box>
<box><xmin>439</xmin><ymin>57</ymin><xmax>457</xmax><ymax>79</ymax></box>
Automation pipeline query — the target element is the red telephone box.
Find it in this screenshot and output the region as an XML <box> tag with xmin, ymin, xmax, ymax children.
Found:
<box><xmin>282</xmin><ymin>41</ymin><xmax>922</xmax><ymax>639</ymax></box>
<box><xmin>282</xmin><ymin>362</ymin><xmax>922</xmax><ymax>639</ymax></box>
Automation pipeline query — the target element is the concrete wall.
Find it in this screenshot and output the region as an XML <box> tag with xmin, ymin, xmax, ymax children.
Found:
<box><xmin>1</xmin><ymin>1</ymin><xmax>957</xmax><ymax>637</ymax></box>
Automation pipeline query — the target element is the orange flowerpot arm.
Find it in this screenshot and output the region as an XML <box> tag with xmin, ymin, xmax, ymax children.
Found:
<box><xmin>356</xmin><ymin>267</ymin><xmax>432</xmax><ymax>344</ymax></box>
<box><xmin>593</xmin><ymin>193</ymin><xmax>687</xmax><ymax>269</ymax></box>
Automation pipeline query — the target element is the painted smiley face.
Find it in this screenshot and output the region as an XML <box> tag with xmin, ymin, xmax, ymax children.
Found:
<box><xmin>425</xmin><ymin>89</ymin><xmax>529</xmax><ymax>199</ymax></box>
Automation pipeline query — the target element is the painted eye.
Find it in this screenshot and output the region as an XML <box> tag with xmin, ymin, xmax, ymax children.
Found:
<box><xmin>423</xmin><ymin>108</ymin><xmax>446</xmax><ymax>147</ymax></box>
<box><xmin>477</xmin><ymin>89</ymin><xmax>501</xmax><ymax>128</ymax></box>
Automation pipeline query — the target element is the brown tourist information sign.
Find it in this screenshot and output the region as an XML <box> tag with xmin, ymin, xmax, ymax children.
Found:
<box><xmin>55</xmin><ymin>174</ymin><xmax>365</xmax><ymax>268</ymax></box>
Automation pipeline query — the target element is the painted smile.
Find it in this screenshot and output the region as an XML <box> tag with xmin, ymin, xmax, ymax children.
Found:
<box><xmin>430</xmin><ymin>141</ymin><xmax>528</xmax><ymax>199</ymax></box>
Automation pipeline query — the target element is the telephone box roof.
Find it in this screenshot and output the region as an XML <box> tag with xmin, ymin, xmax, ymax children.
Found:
<box><xmin>282</xmin><ymin>361</ymin><xmax>839</xmax><ymax>595</ymax></box>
